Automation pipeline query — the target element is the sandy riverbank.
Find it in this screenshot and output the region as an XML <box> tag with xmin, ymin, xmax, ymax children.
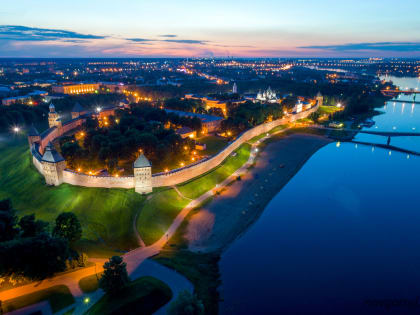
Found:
<box><xmin>185</xmin><ymin>133</ymin><xmax>332</xmax><ymax>253</ymax></box>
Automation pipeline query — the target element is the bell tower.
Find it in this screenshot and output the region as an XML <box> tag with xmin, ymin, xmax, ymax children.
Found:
<box><xmin>316</xmin><ymin>92</ymin><xmax>323</xmax><ymax>107</ymax></box>
<box><xmin>48</xmin><ymin>103</ymin><xmax>61</xmax><ymax>128</ymax></box>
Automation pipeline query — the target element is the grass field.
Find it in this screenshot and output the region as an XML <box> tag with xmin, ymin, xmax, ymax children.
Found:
<box><xmin>0</xmin><ymin>140</ymin><xmax>145</xmax><ymax>255</ymax></box>
<box><xmin>177</xmin><ymin>143</ymin><xmax>251</xmax><ymax>199</ymax></box>
<box><xmin>198</xmin><ymin>135</ymin><xmax>229</xmax><ymax>155</ymax></box>
<box><xmin>2</xmin><ymin>285</ymin><xmax>74</xmax><ymax>314</ymax></box>
<box><xmin>85</xmin><ymin>276</ymin><xmax>172</xmax><ymax>315</ymax></box>
<box><xmin>319</xmin><ymin>105</ymin><xmax>344</xmax><ymax>115</ymax></box>
<box><xmin>136</xmin><ymin>188</ymin><xmax>189</xmax><ymax>245</ymax></box>
<box><xmin>79</xmin><ymin>273</ymin><xmax>103</xmax><ymax>293</ymax></box>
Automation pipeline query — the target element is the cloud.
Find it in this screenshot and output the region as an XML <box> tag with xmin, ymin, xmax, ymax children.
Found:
<box><xmin>127</xmin><ymin>38</ymin><xmax>155</xmax><ymax>42</ymax></box>
<box><xmin>159</xmin><ymin>34</ymin><xmax>177</xmax><ymax>38</ymax></box>
<box><xmin>299</xmin><ymin>42</ymin><xmax>420</xmax><ymax>52</ymax></box>
<box><xmin>127</xmin><ymin>37</ymin><xmax>208</xmax><ymax>45</ymax></box>
<box><xmin>0</xmin><ymin>25</ymin><xmax>106</xmax><ymax>42</ymax></box>
<box><xmin>162</xmin><ymin>39</ymin><xmax>208</xmax><ymax>44</ymax></box>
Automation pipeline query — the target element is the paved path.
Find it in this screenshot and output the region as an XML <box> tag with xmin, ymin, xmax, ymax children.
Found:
<box><xmin>172</xmin><ymin>185</ymin><xmax>192</xmax><ymax>200</ymax></box>
<box><xmin>0</xmin><ymin>131</ymin><xmax>269</xmax><ymax>315</ymax></box>
<box><xmin>133</xmin><ymin>210</ymin><xmax>146</xmax><ymax>247</ymax></box>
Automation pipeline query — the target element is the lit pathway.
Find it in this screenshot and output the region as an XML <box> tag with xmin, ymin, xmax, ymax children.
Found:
<box><xmin>172</xmin><ymin>185</ymin><xmax>192</xmax><ymax>201</ymax></box>
<box><xmin>0</xmin><ymin>131</ymin><xmax>274</xmax><ymax>314</ymax></box>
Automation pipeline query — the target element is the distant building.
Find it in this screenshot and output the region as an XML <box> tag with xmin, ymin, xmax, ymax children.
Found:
<box><xmin>48</xmin><ymin>103</ymin><xmax>62</xmax><ymax>128</ymax></box>
<box><xmin>185</xmin><ymin>94</ymin><xmax>232</xmax><ymax>115</ymax></box>
<box><xmin>176</xmin><ymin>126</ymin><xmax>196</xmax><ymax>139</ymax></box>
<box><xmin>256</xmin><ymin>87</ymin><xmax>279</xmax><ymax>103</ymax></box>
<box><xmin>52</xmin><ymin>83</ymin><xmax>100</xmax><ymax>95</ymax></box>
<box><xmin>165</xmin><ymin>109</ymin><xmax>223</xmax><ymax>134</ymax></box>
<box><xmin>232</xmin><ymin>82</ymin><xmax>238</xmax><ymax>94</ymax></box>
<box><xmin>316</xmin><ymin>92</ymin><xmax>323</xmax><ymax>107</ymax></box>
<box><xmin>2</xmin><ymin>95</ymin><xmax>31</xmax><ymax>106</ymax></box>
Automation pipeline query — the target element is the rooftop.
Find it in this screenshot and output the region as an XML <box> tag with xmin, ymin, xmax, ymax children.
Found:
<box><xmin>42</xmin><ymin>143</ymin><xmax>65</xmax><ymax>163</ymax></box>
<box><xmin>134</xmin><ymin>154</ymin><xmax>151</xmax><ymax>168</ymax></box>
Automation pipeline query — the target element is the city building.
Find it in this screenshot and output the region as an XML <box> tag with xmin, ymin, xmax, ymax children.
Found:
<box><xmin>316</xmin><ymin>92</ymin><xmax>324</xmax><ymax>107</ymax></box>
<box><xmin>176</xmin><ymin>126</ymin><xmax>196</xmax><ymax>139</ymax></box>
<box><xmin>232</xmin><ymin>82</ymin><xmax>238</xmax><ymax>94</ymax></box>
<box><xmin>165</xmin><ymin>109</ymin><xmax>223</xmax><ymax>134</ymax></box>
<box><xmin>256</xmin><ymin>87</ymin><xmax>279</xmax><ymax>103</ymax></box>
<box><xmin>52</xmin><ymin>83</ymin><xmax>100</xmax><ymax>95</ymax></box>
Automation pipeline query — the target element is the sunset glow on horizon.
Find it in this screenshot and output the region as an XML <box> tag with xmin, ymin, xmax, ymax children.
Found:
<box><xmin>1</xmin><ymin>0</ymin><xmax>420</xmax><ymax>58</ymax></box>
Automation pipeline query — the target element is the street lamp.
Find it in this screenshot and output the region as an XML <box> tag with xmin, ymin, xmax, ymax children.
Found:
<box><xmin>96</xmin><ymin>106</ymin><xmax>101</xmax><ymax>113</ymax></box>
<box><xmin>13</xmin><ymin>127</ymin><xmax>20</xmax><ymax>133</ymax></box>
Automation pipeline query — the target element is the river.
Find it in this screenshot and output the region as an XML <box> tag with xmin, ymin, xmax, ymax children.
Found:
<box><xmin>219</xmin><ymin>76</ymin><xmax>420</xmax><ymax>314</ymax></box>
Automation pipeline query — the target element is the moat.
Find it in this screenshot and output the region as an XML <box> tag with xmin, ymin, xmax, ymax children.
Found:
<box><xmin>219</xmin><ymin>76</ymin><xmax>420</xmax><ymax>315</ymax></box>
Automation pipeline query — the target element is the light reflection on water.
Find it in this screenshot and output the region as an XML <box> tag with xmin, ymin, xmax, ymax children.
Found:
<box><xmin>219</xmin><ymin>76</ymin><xmax>420</xmax><ymax>315</ymax></box>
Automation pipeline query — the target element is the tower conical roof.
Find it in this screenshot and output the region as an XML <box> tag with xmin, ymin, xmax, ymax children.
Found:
<box><xmin>134</xmin><ymin>154</ymin><xmax>151</xmax><ymax>168</ymax></box>
<box><xmin>49</xmin><ymin>103</ymin><xmax>55</xmax><ymax>110</ymax></box>
<box><xmin>72</xmin><ymin>102</ymin><xmax>84</xmax><ymax>113</ymax></box>
<box><xmin>28</xmin><ymin>124</ymin><xmax>40</xmax><ymax>137</ymax></box>
<box><xmin>42</xmin><ymin>142</ymin><xmax>65</xmax><ymax>163</ymax></box>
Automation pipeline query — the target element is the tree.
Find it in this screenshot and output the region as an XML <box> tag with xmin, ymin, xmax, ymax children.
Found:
<box><xmin>53</xmin><ymin>212</ymin><xmax>82</xmax><ymax>244</ymax></box>
<box><xmin>0</xmin><ymin>199</ymin><xmax>19</xmax><ymax>242</ymax></box>
<box><xmin>168</xmin><ymin>290</ymin><xmax>204</xmax><ymax>315</ymax></box>
<box><xmin>99</xmin><ymin>256</ymin><xmax>129</xmax><ymax>295</ymax></box>
<box><xmin>19</xmin><ymin>214</ymin><xmax>48</xmax><ymax>238</ymax></box>
<box><xmin>0</xmin><ymin>234</ymin><xmax>70</xmax><ymax>280</ymax></box>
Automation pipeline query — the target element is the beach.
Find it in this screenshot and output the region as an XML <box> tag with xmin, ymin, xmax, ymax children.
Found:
<box><xmin>186</xmin><ymin>133</ymin><xmax>332</xmax><ymax>253</ymax></box>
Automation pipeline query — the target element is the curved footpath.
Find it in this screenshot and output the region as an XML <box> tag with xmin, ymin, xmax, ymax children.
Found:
<box><xmin>0</xmin><ymin>128</ymin><xmax>327</xmax><ymax>314</ymax></box>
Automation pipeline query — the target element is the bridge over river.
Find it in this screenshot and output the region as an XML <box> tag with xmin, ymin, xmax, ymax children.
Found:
<box><xmin>309</xmin><ymin>126</ymin><xmax>420</xmax><ymax>153</ymax></box>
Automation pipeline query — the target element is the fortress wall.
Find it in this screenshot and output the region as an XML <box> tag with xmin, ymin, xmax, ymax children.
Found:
<box><xmin>61</xmin><ymin>118</ymin><xmax>85</xmax><ymax>135</ymax></box>
<box><xmin>40</xmin><ymin>128</ymin><xmax>59</xmax><ymax>153</ymax></box>
<box><xmin>31</xmin><ymin>104</ymin><xmax>317</xmax><ymax>190</ymax></box>
<box><xmin>152</xmin><ymin>105</ymin><xmax>318</xmax><ymax>187</ymax></box>
<box><xmin>62</xmin><ymin>170</ymin><xmax>134</xmax><ymax>189</ymax></box>
<box><xmin>32</xmin><ymin>155</ymin><xmax>44</xmax><ymax>174</ymax></box>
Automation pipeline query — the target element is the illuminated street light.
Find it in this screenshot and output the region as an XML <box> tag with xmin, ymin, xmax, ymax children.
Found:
<box><xmin>13</xmin><ymin>126</ymin><xmax>20</xmax><ymax>133</ymax></box>
<box><xmin>84</xmin><ymin>297</ymin><xmax>90</xmax><ymax>304</ymax></box>
<box><xmin>96</xmin><ymin>106</ymin><xmax>102</xmax><ymax>112</ymax></box>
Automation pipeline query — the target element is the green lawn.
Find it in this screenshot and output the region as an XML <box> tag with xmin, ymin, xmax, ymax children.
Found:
<box><xmin>85</xmin><ymin>276</ymin><xmax>172</xmax><ymax>315</ymax></box>
<box><xmin>79</xmin><ymin>273</ymin><xmax>103</xmax><ymax>293</ymax></box>
<box><xmin>136</xmin><ymin>188</ymin><xmax>189</xmax><ymax>245</ymax></box>
<box><xmin>319</xmin><ymin>105</ymin><xmax>343</xmax><ymax>115</ymax></box>
<box><xmin>198</xmin><ymin>135</ymin><xmax>229</xmax><ymax>155</ymax></box>
<box><xmin>2</xmin><ymin>285</ymin><xmax>75</xmax><ymax>314</ymax></box>
<box><xmin>0</xmin><ymin>141</ymin><xmax>145</xmax><ymax>255</ymax></box>
<box><xmin>177</xmin><ymin>143</ymin><xmax>251</xmax><ymax>199</ymax></box>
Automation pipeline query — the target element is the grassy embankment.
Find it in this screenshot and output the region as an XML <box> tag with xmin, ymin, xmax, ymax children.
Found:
<box><xmin>199</xmin><ymin>135</ymin><xmax>230</xmax><ymax>155</ymax></box>
<box><xmin>176</xmin><ymin>143</ymin><xmax>251</xmax><ymax>199</ymax></box>
<box><xmin>79</xmin><ymin>273</ymin><xmax>103</xmax><ymax>293</ymax></box>
<box><xmin>136</xmin><ymin>143</ymin><xmax>251</xmax><ymax>245</ymax></box>
<box><xmin>2</xmin><ymin>285</ymin><xmax>75</xmax><ymax>314</ymax></box>
<box><xmin>0</xmin><ymin>139</ymin><xmax>145</xmax><ymax>257</ymax></box>
<box><xmin>153</xmin><ymin>209</ymin><xmax>221</xmax><ymax>315</ymax></box>
<box><xmin>85</xmin><ymin>276</ymin><xmax>172</xmax><ymax>315</ymax></box>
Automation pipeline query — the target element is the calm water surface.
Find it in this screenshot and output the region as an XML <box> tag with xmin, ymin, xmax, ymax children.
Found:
<box><xmin>220</xmin><ymin>76</ymin><xmax>420</xmax><ymax>315</ymax></box>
